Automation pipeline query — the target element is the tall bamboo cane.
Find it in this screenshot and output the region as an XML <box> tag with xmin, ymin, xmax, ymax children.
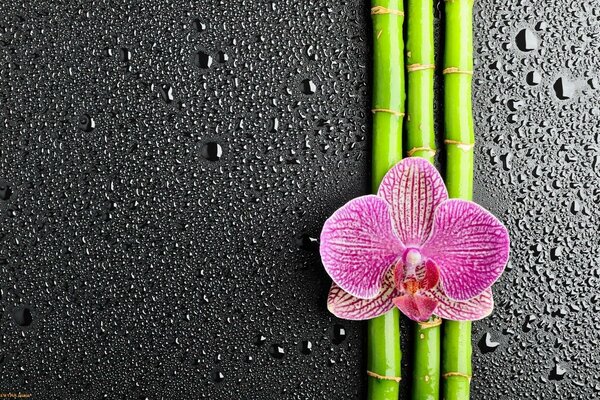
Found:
<box><xmin>442</xmin><ymin>0</ymin><xmax>475</xmax><ymax>399</ymax></box>
<box><xmin>405</xmin><ymin>0</ymin><xmax>441</xmax><ymax>398</ymax></box>
<box><xmin>368</xmin><ymin>1</ymin><xmax>405</xmax><ymax>399</ymax></box>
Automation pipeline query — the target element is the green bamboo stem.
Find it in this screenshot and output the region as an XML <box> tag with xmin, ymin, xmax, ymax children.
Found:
<box><xmin>406</xmin><ymin>0</ymin><xmax>436</xmax><ymax>164</ymax></box>
<box><xmin>406</xmin><ymin>0</ymin><xmax>440</xmax><ymax>399</ymax></box>
<box><xmin>412</xmin><ymin>319</ymin><xmax>441</xmax><ymax>400</ymax></box>
<box><xmin>442</xmin><ymin>0</ymin><xmax>474</xmax><ymax>399</ymax></box>
<box><xmin>369</xmin><ymin>0</ymin><xmax>405</xmax><ymax>399</ymax></box>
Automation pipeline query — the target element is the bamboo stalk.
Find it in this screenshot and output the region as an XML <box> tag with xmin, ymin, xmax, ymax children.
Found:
<box><xmin>369</xmin><ymin>0</ymin><xmax>405</xmax><ymax>398</ymax></box>
<box><xmin>406</xmin><ymin>0</ymin><xmax>440</xmax><ymax>398</ymax></box>
<box><xmin>442</xmin><ymin>0</ymin><xmax>475</xmax><ymax>399</ymax></box>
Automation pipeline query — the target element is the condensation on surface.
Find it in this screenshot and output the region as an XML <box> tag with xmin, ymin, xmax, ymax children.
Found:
<box><xmin>0</xmin><ymin>0</ymin><xmax>598</xmax><ymax>399</ymax></box>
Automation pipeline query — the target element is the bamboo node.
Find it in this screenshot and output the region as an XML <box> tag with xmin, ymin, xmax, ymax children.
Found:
<box><xmin>370</xmin><ymin>6</ymin><xmax>404</xmax><ymax>16</ymax></box>
<box><xmin>407</xmin><ymin>146</ymin><xmax>436</xmax><ymax>157</ymax></box>
<box><xmin>444</xmin><ymin>139</ymin><xmax>474</xmax><ymax>151</ymax></box>
<box><xmin>443</xmin><ymin>67</ymin><xmax>473</xmax><ymax>75</ymax></box>
<box><xmin>367</xmin><ymin>370</ymin><xmax>402</xmax><ymax>382</ymax></box>
<box><xmin>371</xmin><ymin>108</ymin><xmax>405</xmax><ymax>117</ymax></box>
<box><xmin>407</xmin><ymin>63</ymin><xmax>435</xmax><ymax>72</ymax></box>
<box><xmin>443</xmin><ymin>371</ymin><xmax>472</xmax><ymax>382</ymax></box>
<box><xmin>418</xmin><ymin>316</ymin><xmax>442</xmax><ymax>329</ymax></box>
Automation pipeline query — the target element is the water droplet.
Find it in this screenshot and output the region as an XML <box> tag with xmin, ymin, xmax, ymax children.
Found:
<box><xmin>300</xmin><ymin>340</ymin><xmax>313</xmax><ymax>355</ymax></box>
<box><xmin>0</xmin><ymin>180</ymin><xmax>12</xmax><ymax>201</ymax></box>
<box><xmin>213</xmin><ymin>370</ymin><xmax>225</xmax><ymax>383</ymax></box>
<box><xmin>302</xmin><ymin>79</ymin><xmax>316</xmax><ymax>95</ymax></box>
<box><xmin>516</xmin><ymin>28</ymin><xmax>538</xmax><ymax>52</ymax></box>
<box><xmin>332</xmin><ymin>324</ymin><xmax>346</xmax><ymax>344</ymax></box>
<box><xmin>194</xmin><ymin>51</ymin><xmax>212</xmax><ymax>69</ymax></box>
<box><xmin>526</xmin><ymin>71</ymin><xmax>542</xmax><ymax>86</ymax></box>
<box><xmin>553</xmin><ymin>77</ymin><xmax>575</xmax><ymax>100</ymax></box>
<box><xmin>13</xmin><ymin>306</ymin><xmax>32</xmax><ymax>327</ymax></box>
<box><xmin>478</xmin><ymin>332</ymin><xmax>500</xmax><ymax>354</ymax></box>
<box><xmin>78</xmin><ymin>114</ymin><xmax>95</xmax><ymax>132</ymax></box>
<box><xmin>192</xmin><ymin>19</ymin><xmax>206</xmax><ymax>32</ymax></box>
<box><xmin>268</xmin><ymin>344</ymin><xmax>285</xmax><ymax>359</ymax></box>
<box><xmin>158</xmin><ymin>84</ymin><xmax>174</xmax><ymax>104</ymax></box>
<box><xmin>200</xmin><ymin>142</ymin><xmax>223</xmax><ymax>161</ymax></box>
<box><xmin>118</xmin><ymin>47</ymin><xmax>131</xmax><ymax>62</ymax></box>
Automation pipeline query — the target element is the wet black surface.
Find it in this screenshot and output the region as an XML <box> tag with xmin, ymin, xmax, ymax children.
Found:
<box><xmin>0</xmin><ymin>0</ymin><xmax>599</xmax><ymax>399</ymax></box>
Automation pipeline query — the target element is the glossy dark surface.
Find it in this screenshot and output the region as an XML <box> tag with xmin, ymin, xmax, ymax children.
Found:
<box><xmin>1</xmin><ymin>0</ymin><xmax>598</xmax><ymax>398</ymax></box>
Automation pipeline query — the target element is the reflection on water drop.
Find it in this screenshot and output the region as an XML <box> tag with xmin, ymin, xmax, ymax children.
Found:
<box><xmin>526</xmin><ymin>71</ymin><xmax>541</xmax><ymax>86</ymax></box>
<box><xmin>192</xmin><ymin>19</ymin><xmax>206</xmax><ymax>32</ymax></box>
<box><xmin>159</xmin><ymin>84</ymin><xmax>174</xmax><ymax>104</ymax></box>
<box><xmin>0</xmin><ymin>180</ymin><xmax>12</xmax><ymax>201</ymax></box>
<box><xmin>13</xmin><ymin>306</ymin><xmax>32</xmax><ymax>327</ymax></box>
<box><xmin>78</xmin><ymin>114</ymin><xmax>95</xmax><ymax>132</ymax></box>
<box><xmin>302</xmin><ymin>79</ymin><xmax>316</xmax><ymax>95</ymax></box>
<box><xmin>201</xmin><ymin>142</ymin><xmax>223</xmax><ymax>161</ymax></box>
<box><xmin>194</xmin><ymin>51</ymin><xmax>212</xmax><ymax>69</ymax></box>
<box><xmin>478</xmin><ymin>332</ymin><xmax>500</xmax><ymax>354</ymax></box>
<box><xmin>119</xmin><ymin>47</ymin><xmax>131</xmax><ymax>62</ymax></box>
<box><xmin>553</xmin><ymin>77</ymin><xmax>575</xmax><ymax>100</ymax></box>
<box><xmin>515</xmin><ymin>28</ymin><xmax>538</xmax><ymax>52</ymax></box>
<box><xmin>268</xmin><ymin>344</ymin><xmax>285</xmax><ymax>359</ymax></box>
<box><xmin>332</xmin><ymin>324</ymin><xmax>346</xmax><ymax>345</ymax></box>
<box><xmin>300</xmin><ymin>340</ymin><xmax>313</xmax><ymax>355</ymax></box>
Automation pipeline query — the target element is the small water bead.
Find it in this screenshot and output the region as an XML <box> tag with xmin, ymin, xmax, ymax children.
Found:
<box><xmin>13</xmin><ymin>306</ymin><xmax>32</xmax><ymax>327</ymax></box>
<box><xmin>200</xmin><ymin>142</ymin><xmax>223</xmax><ymax>161</ymax></box>
<box><xmin>118</xmin><ymin>47</ymin><xmax>131</xmax><ymax>62</ymax></box>
<box><xmin>253</xmin><ymin>334</ymin><xmax>267</xmax><ymax>346</ymax></box>
<box><xmin>217</xmin><ymin>51</ymin><xmax>229</xmax><ymax>63</ymax></box>
<box><xmin>300</xmin><ymin>340</ymin><xmax>313</xmax><ymax>355</ymax></box>
<box><xmin>478</xmin><ymin>332</ymin><xmax>500</xmax><ymax>354</ymax></box>
<box><xmin>295</xmin><ymin>233</ymin><xmax>318</xmax><ymax>251</ymax></box>
<box><xmin>268</xmin><ymin>344</ymin><xmax>285</xmax><ymax>359</ymax></box>
<box><xmin>191</xmin><ymin>19</ymin><xmax>206</xmax><ymax>32</ymax></box>
<box><xmin>553</xmin><ymin>77</ymin><xmax>575</xmax><ymax>100</ymax></box>
<box><xmin>78</xmin><ymin>114</ymin><xmax>95</xmax><ymax>132</ymax></box>
<box><xmin>194</xmin><ymin>51</ymin><xmax>212</xmax><ymax>69</ymax></box>
<box><xmin>0</xmin><ymin>180</ymin><xmax>12</xmax><ymax>201</ymax></box>
<box><xmin>332</xmin><ymin>324</ymin><xmax>346</xmax><ymax>345</ymax></box>
<box><xmin>213</xmin><ymin>371</ymin><xmax>225</xmax><ymax>383</ymax></box>
<box><xmin>516</xmin><ymin>28</ymin><xmax>538</xmax><ymax>52</ymax></box>
<box><xmin>526</xmin><ymin>70</ymin><xmax>542</xmax><ymax>86</ymax></box>
<box><xmin>301</xmin><ymin>79</ymin><xmax>316</xmax><ymax>95</ymax></box>
<box><xmin>549</xmin><ymin>363</ymin><xmax>567</xmax><ymax>381</ymax></box>
<box><xmin>158</xmin><ymin>84</ymin><xmax>174</xmax><ymax>104</ymax></box>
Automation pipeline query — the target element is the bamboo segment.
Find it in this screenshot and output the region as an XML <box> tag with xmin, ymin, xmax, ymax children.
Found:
<box><xmin>406</xmin><ymin>0</ymin><xmax>440</xmax><ymax>398</ymax></box>
<box><xmin>406</xmin><ymin>0</ymin><xmax>436</xmax><ymax>164</ymax></box>
<box><xmin>442</xmin><ymin>0</ymin><xmax>475</xmax><ymax>399</ymax></box>
<box><xmin>368</xmin><ymin>1</ymin><xmax>405</xmax><ymax>399</ymax></box>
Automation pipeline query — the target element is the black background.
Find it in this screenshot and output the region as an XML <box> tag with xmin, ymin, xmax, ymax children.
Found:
<box><xmin>1</xmin><ymin>0</ymin><xmax>599</xmax><ymax>399</ymax></box>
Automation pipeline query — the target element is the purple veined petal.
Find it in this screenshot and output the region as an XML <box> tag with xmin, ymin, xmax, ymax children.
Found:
<box><xmin>327</xmin><ymin>269</ymin><xmax>399</xmax><ymax>320</ymax></box>
<box><xmin>431</xmin><ymin>287</ymin><xmax>494</xmax><ymax>321</ymax></box>
<box><xmin>422</xmin><ymin>199</ymin><xmax>510</xmax><ymax>301</ymax></box>
<box><xmin>377</xmin><ymin>158</ymin><xmax>448</xmax><ymax>247</ymax></box>
<box><xmin>393</xmin><ymin>294</ymin><xmax>438</xmax><ymax>322</ymax></box>
<box><xmin>320</xmin><ymin>195</ymin><xmax>404</xmax><ymax>299</ymax></box>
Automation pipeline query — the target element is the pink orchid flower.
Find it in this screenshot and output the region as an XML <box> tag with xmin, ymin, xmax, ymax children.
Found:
<box><xmin>320</xmin><ymin>158</ymin><xmax>510</xmax><ymax>322</ymax></box>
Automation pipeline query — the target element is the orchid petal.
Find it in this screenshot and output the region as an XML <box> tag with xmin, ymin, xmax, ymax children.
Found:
<box><xmin>432</xmin><ymin>287</ymin><xmax>494</xmax><ymax>321</ymax></box>
<box><xmin>420</xmin><ymin>259</ymin><xmax>439</xmax><ymax>291</ymax></box>
<box><xmin>393</xmin><ymin>294</ymin><xmax>438</xmax><ymax>322</ymax></box>
<box><xmin>378</xmin><ymin>158</ymin><xmax>448</xmax><ymax>247</ymax></box>
<box><xmin>327</xmin><ymin>269</ymin><xmax>399</xmax><ymax>320</ymax></box>
<box><xmin>422</xmin><ymin>199</ymin><xmax>510</xmax><ymax>301</ymax></box>
<box><xmin>320</xmin><ymin>195</ymin><xmax>404</xmax><ymax>299</ymax></box>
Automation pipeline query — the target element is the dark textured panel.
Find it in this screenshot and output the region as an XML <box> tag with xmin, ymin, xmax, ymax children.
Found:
<box><xmin>0</xmin><ymin>0</ymin><xmax>598</xmax><ymax>399</ymax></box>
